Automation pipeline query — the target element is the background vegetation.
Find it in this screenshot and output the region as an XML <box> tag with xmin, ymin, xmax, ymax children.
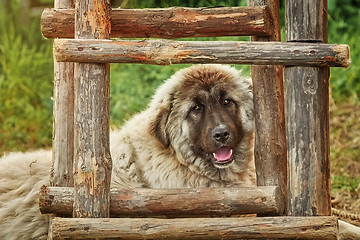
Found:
<box><xmin>0</xmin><ymin>0</ymin><xmax>359</xmax><ymax>216</ymax></box>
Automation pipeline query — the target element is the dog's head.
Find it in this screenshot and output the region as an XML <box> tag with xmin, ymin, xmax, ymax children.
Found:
<box><xmin>149</xmin><ymin>65</ymin><xmax>254</xmax><ymax>179</ymax></box>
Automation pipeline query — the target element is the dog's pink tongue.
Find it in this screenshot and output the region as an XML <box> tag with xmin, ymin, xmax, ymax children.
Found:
<box><xmin>213</xmin><ymin>147</ymin><xmax>232</xmax><ymax>161</ymax></box>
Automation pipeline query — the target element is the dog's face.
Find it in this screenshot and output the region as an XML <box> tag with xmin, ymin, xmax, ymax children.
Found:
<box><xmin>177</xmin><ymin>68</ymin><xmax>244</xmax><ymax>169</ymax></box>
<box><xmin>150</xmin><ymin>65</ymin><xmax>254</xmax><ymax>180</ymax></box>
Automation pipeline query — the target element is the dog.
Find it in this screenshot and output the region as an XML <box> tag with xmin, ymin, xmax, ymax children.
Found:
<box><xmin>111</xmin><ymin>64</ymin><xmax>255</xmax><ymax>188</ymax></box>
<box><xmin>0</xmin><ymin>64</ymin><xmax>255</xmax><ymax>239</ymax></box>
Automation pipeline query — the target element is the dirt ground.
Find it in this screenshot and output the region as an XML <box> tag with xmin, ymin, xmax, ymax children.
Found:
<box><xmin>330</xmin><ymin>100</ymin><xmax>360</xmax><ymax>226</ymax></box>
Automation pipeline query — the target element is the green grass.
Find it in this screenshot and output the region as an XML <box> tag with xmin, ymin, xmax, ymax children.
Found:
<box><xmin>332</xmin><ymin>175</ymin><xmax>360</xmax><ymax>192</ymax></box>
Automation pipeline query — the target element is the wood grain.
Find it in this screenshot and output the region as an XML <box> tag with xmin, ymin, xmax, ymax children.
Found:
<box><xmin>285</xmin><ymin>0</ymin><xmax>332</xmax><ymax>216</ymax></box>
<box><xmin>41</xmin><ymin>6</ymin><xmax>273</xmax><ymax>39</ymax></box>
<box><xmin>53</xmin><ymin>39</ymin><xmax>350</xmax><ymax>67</ymax></box>
<box><xmin>51</xmin><ymin>216</ymin><xmax>339</xmax><ymax>239</ymax></box>
<box><xmin>248</xmin><ymin>0</ymin><xmax>287</xmax><ymax>216</ymax></box>
<box><xmin>51</xmin><ymin>0</ymin><xmax>75</xmax><ymax>188</ymax></box>
<box><xmin>39</xmin><ymin>186</ymin><xmax>284</xmax><ymax>217</ymax></box>
<box><xmin>72</xmin><ymin>0</ymin><xmax>112</xmax><ymax>218</ymax></box>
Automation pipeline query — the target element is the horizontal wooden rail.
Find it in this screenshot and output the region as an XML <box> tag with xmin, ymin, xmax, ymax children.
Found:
<box><xmin>42</xmin><ymin>6</ymin><xmax>272</xmax><ymax>39</ymax></box>
<box><xmin>50</xmin><ymin>216</ymin><xmax>339</xmax><ymax>240</ymax></box>
<box><xmin>54</xmin><ymin>39</ymin><xmax>350</xmax><ymax>67</ymax></box>
<box><xmin>39</xmin><ymin>186</ymin><xmax>283</xmax><ymax>217</ymax></box>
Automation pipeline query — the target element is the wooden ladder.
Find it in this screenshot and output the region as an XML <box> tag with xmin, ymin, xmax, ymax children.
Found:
<box><xmin>40</xmin><ymin>0</ymin><xmax>350</xmax><ymax>239</ymax></box>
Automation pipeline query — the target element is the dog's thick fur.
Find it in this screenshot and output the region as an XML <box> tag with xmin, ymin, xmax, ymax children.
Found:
<box><xmin>111</xmin><ymin>64</ymin><xmax>256</xmax><ymax>188</ymax></box>
<box><xmin>0</xmin><ymin>64</ymin><xmax>256</xmax><ymax>239</ymax></box>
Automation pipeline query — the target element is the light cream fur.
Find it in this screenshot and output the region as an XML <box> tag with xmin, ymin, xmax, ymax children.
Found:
<box><xmin>0</xmin><ymin>64</ymin><xmax>256</xmax><ymax>239</ymax></box>
<box><xmin>0</xmin><ymin>150</ymin><xmax>51</xmax><ymax>240</ymax></box>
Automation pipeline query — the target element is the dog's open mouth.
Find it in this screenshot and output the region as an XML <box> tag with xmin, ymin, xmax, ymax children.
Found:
<box><xmin>212</xmin><ymin>146</ymin><xmax>233</xmax><ymax>167</ymax></box>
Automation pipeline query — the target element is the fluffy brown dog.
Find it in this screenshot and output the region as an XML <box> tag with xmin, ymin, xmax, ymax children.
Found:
<box><xmin>111</xmin><ymin>64</ymin><xmax>256</xmax><ymax>188</ymax></box>
<box><xmin>0</xmin><ymin>64</ymin><xmax>255</xmax><ymax>239</ymax></box>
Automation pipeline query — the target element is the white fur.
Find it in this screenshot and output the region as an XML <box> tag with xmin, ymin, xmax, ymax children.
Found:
<box><xmin>0</xmin><ymin>150</ymin><xmax>51</xmax><ymax>240</ymax></box>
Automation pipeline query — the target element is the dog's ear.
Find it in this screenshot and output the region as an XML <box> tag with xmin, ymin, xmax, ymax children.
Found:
<box><xmin>149</xmin><ymin>106</ymin><xmax>171</xmax><ymax>148</ymax></box>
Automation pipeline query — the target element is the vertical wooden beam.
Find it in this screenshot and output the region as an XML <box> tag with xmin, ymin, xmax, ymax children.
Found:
<box><xmin>51</xmin><ymin>0</ymin><xmax>75</xmax><ymax>187</ymax></box>
<box><xmin>50</xmin><ymin>2</ymin><xmax>75</xmax><ymax>239</ymax></box>
<box><xmin>285</xmin><ymin>0</ymin><xmax>331</xmax><ymax>216</ymax></box>
<box><xmin>73</xmin><ymin>0</ymin><xmax>112</xmax><ymax>218</ymax></box>
<box><xmin>248</xmin><ymin>0</ymin><xmax>287</xmax><ymax>215</ymax></box>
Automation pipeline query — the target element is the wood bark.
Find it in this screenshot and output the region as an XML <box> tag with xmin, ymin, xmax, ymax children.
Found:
<box><xmin>41</xmin><ymin>6</ymin><xmax>273</xmax><ymax>39</ymax></box>
<box><xmin>72</xmin><ymin>0</ymin><xmax>112</xmax><ymax>218</ymax></box>
<box><xmin>51</xmin><ymin>1</ymin><xmax>74</xmax><ymax>188</ymax></box>
<box><xmin>248</xmin><ymin>0</ymin><xmax>287</xmax><ymax>216</ymax></box>
<box><xmin>53</xmin><ymin>39</ymin><xmax>350</xmax><ymax>67</ymax></box>
<box><xmin>51</xmin><ymin>62</ymin><xmax>74</xmax><ymax>187</ymax></box>
<box><xmin>50</xmin><ymin>3</ymin><xmax>75</xmax><ymax>240</ymax></box>
<box><xmin>50</xmin><ymin>216</ymin><xmax>339</xmax><ymax>240</ymax></box>
<box><xmin>39</xmin><ymin>186</ymin><xmax>284</xmax><ymax>217</ymax></box>
<box><xmin>286</xmin><ymin>0</ymin><xmax>326</xmax><ymax>42</ymax></box>
<box><xmin>285</xmin><ymin>0</ymin><xmax>332</xmax><ymax>216</ymax></box>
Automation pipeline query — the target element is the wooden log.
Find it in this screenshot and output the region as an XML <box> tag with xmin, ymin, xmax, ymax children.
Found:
<box><xmin>53</xmin><ymin>39</ymin><xmax>350</xmax><ymax>67</ymax></box>
<box><xmin>72</xmin><ymin>0</ymin><xmax>112</xmax><ymax>218</ymax></box>
<box><xmin>39</xmin><ymin>186</ymin><xmax>284</xmax><ymax>217</ymax></box>
<box><xmin>285</xmin><ymin>66</ymin><xmax>331</xmax><ymax>216</ymax></box>
<box><xmin>51</xmin><ymin>1</ymin><xmax>74</xmax><ymax>188</ymax></box>
<box><xmin>51</xmin><ymin>61</ymin><xmax>74</xmax><ymax>187</ymax></box>
<box><xmin>41</xmin><ymin>6</ymin><xmax>273</xmax><ymax>39</ymax></box>
<box><xmin>50</xmin><ymin>2</ymin><xmax>75</xmax><ymax>240</ymax></box>
<box><xmin>286</xmin><ymin>0</ymin><xmax>326</xmax><ymax>42</ymax></box>
<box><xmin>285</xmin><ymin>0</ymin><xmax>332</xmax><ymax>216</ymax></box>
<box><xmin>50</xmin><ymin>216</ymin><xmax>339</xmax><ymax>240</ymax></box>
<box><xmin>248</xmin><ymin>0</ymin><xmax>287</xmax><ymax>216</ymax></box>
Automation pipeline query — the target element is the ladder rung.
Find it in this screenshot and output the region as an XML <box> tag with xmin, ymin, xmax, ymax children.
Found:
<box><xmin>42</xmin><ymin>6</ymin><xmax>273</xmax><ymax>39</ymax></box>
<box><xmin>40</xmin><ymin>186</ymin><xmax>284</xmax><ymax>217</ymax></box>
<box><xmin>50</xmin><ymin>216</ymin><xmax>339</xmax><ymax>240</ymax></box>
<box><xmin>54</xmin><ymin>39</ymin><xmax>350</xmax><ymax>67</ymax></box>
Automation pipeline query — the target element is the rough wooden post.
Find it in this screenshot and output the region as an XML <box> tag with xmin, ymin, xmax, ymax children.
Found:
<box><xmin>248</xmin><ymin>0</ymin><xmax>287</xmax><ymax>215</ymax></box>
<box><xmin>73</xmin><ymin>0</ymin><xmax>112</xmax><ymax>218</ymax></box>
<box><xmin>285</xmin><ymin>0</ymin><xmax>331</xmax><ymax>216</ymax></box>
<box><xmin>51</xmin><ymin>0</ymin><xmax>75</xmax><ymax>187</ymax></box>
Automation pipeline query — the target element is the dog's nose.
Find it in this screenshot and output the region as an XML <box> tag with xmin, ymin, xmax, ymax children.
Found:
<box><xmin>212</xmin><ymin>125</ymin><xmax>230</xmax><ymax>143</ymax></box>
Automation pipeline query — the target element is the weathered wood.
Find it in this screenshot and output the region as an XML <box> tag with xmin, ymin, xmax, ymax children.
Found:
<box><xmin>50</xmin><ymin>216</ymin><xmax>339</xmax><ymax>240</ymax></box>
<box><xmin>286</xmin><ymin>0</ymin><xmax>325</xmax><ymax>42</ymax></box>
<box><xmin>285</xmin><ymin>67</ymin><xmax>331</xmax><ymax>216</ymax></box>
<box><xmin>50</xmin><ymin>4</ymin><xmax>75</xmax><ymax>240</ymax></box>
<box><xmin>248</xmin><ymin>0</ymin><xmax>287</xmax><ymax>216</ymax></box>
<box><xmin>285</xmin><ymin>0</ymin><xmax>332</xmax><ymax>216</ymax></box>
<box><xmin>54</xmin><ymin>39</ymin><xmax>350</xmax><ymax>67</ymax></box>
<box><xmin>39</xmin><ymin>186</ymin><xmax>284</xmax><ymax>217</ymax></box>
<box><xmin>51</xmin><ymin>0</ymin><xmax>75</xmax><ymax>188</ymax></box>
<box><xmin>51</xmin><ymin>61</ymin><xmax>74</xmax><ymax>187</ymax></box>
<box><xmin>41</xmin><ymin>6</ymin><xmax>273</xmax><ymax>39</ymax></box>
<box><xmin>73</xmin><ymin>0</ymin><xmax>112</xmax><ymax>218</ymax></box>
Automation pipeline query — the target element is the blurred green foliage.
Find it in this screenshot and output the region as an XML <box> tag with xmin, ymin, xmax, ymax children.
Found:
<box><xmin>332</xmin><ymin>175</ymin><xmax>360</xmax><ymax>192</ymax></box>
<box><xmin>0</xmin><ymin>1</ymin><xmax>54</xmax><ymax>153</ymax></box>
<box><xmin>328</xmin><ymin>0</ymin><xmax>360</xmax><ymax>101</ymax></box>
<box><xmin>0</xmin><ymin>0</ymin><xmax>359</xmax><ymax>154</ymax></box>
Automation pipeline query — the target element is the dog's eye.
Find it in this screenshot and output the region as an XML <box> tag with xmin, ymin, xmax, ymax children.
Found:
<box><xmin>192</xmin><ymin>105</ymin><xmax>203</xmax><ymax>111</ymax></box>
<box><xmin>223</xmin><ymin>99</ymin><xmax>232</xmax><ymax>105</ymax></box>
